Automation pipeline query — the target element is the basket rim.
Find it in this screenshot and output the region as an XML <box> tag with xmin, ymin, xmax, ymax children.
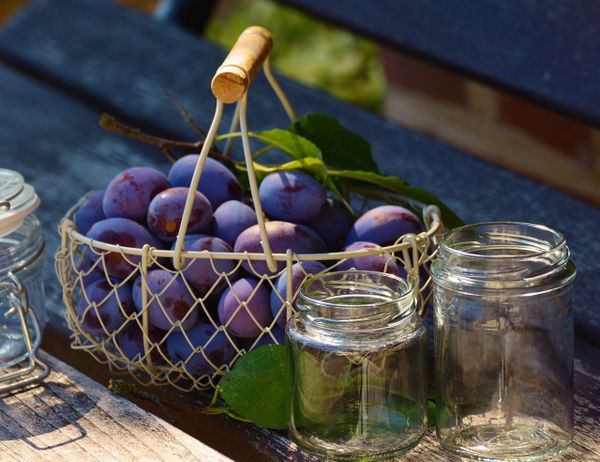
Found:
<box><xmin>61</xmin><ymin>197</ymin><xmax>442</xmax><ymax>262</ymax></box>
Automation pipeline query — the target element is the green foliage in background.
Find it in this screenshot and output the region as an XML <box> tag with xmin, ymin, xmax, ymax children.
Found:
<box><xmin>205</xmin><ymin>0</ymin><xmax>386</xmax><ymax>111</ymax></box>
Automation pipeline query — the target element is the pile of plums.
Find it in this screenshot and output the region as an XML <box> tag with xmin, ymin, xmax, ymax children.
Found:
<box><xmin>72</xmin><ymin>154</ymin><xmax>421</xmax><ymax>376</ymax></box>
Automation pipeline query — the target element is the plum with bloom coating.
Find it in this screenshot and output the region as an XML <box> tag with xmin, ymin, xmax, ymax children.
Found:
<box><xmin>132</xmin><ymin>270</ymin><xmax>198</xmax><ymax>331</ymax></box>
<box><xmin>346</xmin><ymin>205</ymin><xmax>421</xmax><ymax>246</ymax></box>
<box><xmin>115</xmin><ymin>324</ymin><xmax>162</xmax><ymax>361</ymax></box>
<box><xmin>212</xmin><ymin>200</ymin><xmax>258</xmax><ymax>246</ymax></box>
<box><xmin>76</xmin><ymin>279</ymin><xmax>133</xmax><ymax>337</ymax></box>
<box><xmin>179</xmin><ymin>236</ymin><xmax>237</xmax><ymax>295</ymax></box>
<box><xmin>218</xmin><ymin>278</ymin><xmax>272</xmax><ymax>338</ymax></box>
<box><xmin>168</xmin><ymin>155</ymin><xmax>243</xmax><ymax>208</ymax></box>
<box><xmin>259</xmin><ymin>170</ymin><xmax>325</xmax><ymax>222</ymax></box>
<box><xmin>270</xmin><ymin>261</ymin><xmax>326</xmax><ymax>327</ymax></box>
<box><xmin>74</xmin><ymin>189</ymin><xmax>106</xmax><ymax>234</ymax></box>
<box><xmin>103</xmin><ymin>167</ymin><xmax>170</xmax><ymax>222</ymax></box>
<box><xmin>167</xmin><ymin>322</ymin><xmax>236</xmax><ymax>376</ymax></box>
<box><xmin>306</xmin><ymin>198</ymin><xmax>354</xmax><ymax>251</ymax></box>
<box><xmin>338</xmin><ymin>241</ymin><xmax>404</xmax><ymax>276</ymax></box>
<box><xmin>234</xmin><ymin>221</ymin><xmax>324</xmax><ymax>274</ymax></box>
<box><xmin>86</xmin><ymin>217</ymin><xmax>162</xmax><ymax>279</ymax></box>
<box><xmin>147</xmin><ymin>187</ymin><xmax>212</xmax><ymax>242</ymax></box>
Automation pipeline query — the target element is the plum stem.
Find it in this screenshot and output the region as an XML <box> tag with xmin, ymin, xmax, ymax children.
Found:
<box><xmin>253</xmin><ymin>144</ymin><xmax>275</xmax><ymax>160</ymax></box>
<box><xmin>108</xmin><ymin>379</ymin><xmax>177</xmax><ymax>424</ymax></box>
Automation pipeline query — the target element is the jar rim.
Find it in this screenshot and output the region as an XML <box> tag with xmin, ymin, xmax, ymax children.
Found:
<box><xmin>440</xmin><ymin>221</ymin><xmax>565</xmax><ymax>261</ymax></box>
<box><xmin>297</xmin><ymin>270</ymin><xmax>416</xmax><ymax>332</ymax></box>
<box><xmin>299</xmin><ymin>270</ymin><xmax>414</xmax><ymax>309</ymax></box>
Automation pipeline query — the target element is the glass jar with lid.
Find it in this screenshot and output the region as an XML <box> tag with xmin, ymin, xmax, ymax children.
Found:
<box><xmin>287</xmin><ymin>270</ymin><xmax>428</xmax><ymax>461</ymax></box>
<box><xmin>0</xmin><ymin>169</ymin><xmax>46</xmax><ymax>368</ymax></box>
<box><xmin>431</xmin><ymin>222</ymin><xmax>576</xmax><ymax>461</ymax></box>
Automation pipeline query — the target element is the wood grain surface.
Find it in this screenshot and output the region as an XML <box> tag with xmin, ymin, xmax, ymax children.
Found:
<box><xmin>34</xmin><ymin>325</ymin><xmax>600</xmax><ymax>462</ymax></box>
<box><xmin>0</xmin><ymin>350</ymin><xmax>233</xmax><ymax>462</ymax></box>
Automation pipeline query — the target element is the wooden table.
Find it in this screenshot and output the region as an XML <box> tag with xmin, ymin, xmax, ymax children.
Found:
<box><xmin>0</xmin><ymin>351</ymin><xmax>233</xmax><ymax>462</ymax></box>
<box><xmin>0</xmin><ymin>0</ymin><xmax>598</xmax><ymax>460</ymax></box>
<box><xmin>31</xmin><ymin>328</ymin><xmax>600</xmax><ymax>461</ymax></box>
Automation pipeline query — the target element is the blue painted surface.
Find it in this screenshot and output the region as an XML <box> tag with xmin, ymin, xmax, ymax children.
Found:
<box><xmin>283</xmin><ymin>0</ymin><xmax>600</xmax><ymax>126</ymax></box>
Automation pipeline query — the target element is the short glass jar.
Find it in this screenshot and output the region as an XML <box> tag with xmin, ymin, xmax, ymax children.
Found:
<box><xmin>431</xmin><ymin>222</ymin><xmax>576</xmax><ymax>461</ymax></box>
<box><xmin>0</xmin><ymin>169</ymin><xmax>46</xmax><ymax>368</ymax></box>
<box><xmin>287</xmin><ymin>270</ymin><xmax>427</xmax><ymax>461</ymax></box>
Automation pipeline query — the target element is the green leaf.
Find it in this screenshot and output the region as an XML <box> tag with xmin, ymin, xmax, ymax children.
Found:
<box><xmin>218</xmin><ymin>345</ymin><xmax>290</xmax><ymax>430</ymax></box>
<box><xmin>245</xmin><ymin>157</ymin><xmax>329</xmax><ymax>182</ymax></box>
<box><xmin>330</xmin><ymin>169</ymin><xmax>464</xmax><ymax>229</ymax></box>
<box><xmin>291</xmin><ymin>113</ymin><xmax>379</xmax><ymax>173</ymax></box>
<box><xmin>427</xmin><ymin>400</ymin><xmax>436</xmax><ymax>427</ymax></box>
<box><xmin>251</xmin><ymin>129</ymin><xmax>322</xmax><ymax>160</ymax></box>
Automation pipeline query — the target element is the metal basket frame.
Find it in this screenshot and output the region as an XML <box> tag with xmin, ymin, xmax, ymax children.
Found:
<box><xmin>55</xmin><ymin>31</ymin><xmax>444</xmax><ymax>391</ymax></box>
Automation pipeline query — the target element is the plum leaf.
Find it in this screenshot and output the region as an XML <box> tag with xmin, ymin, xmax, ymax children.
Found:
<box><xmin>428</xmin><ymin>400</ymin><xmax>437</xmax><ymax>427</ymax></box>
<box><xmin>247</xmin><ymin>157</ymin><xmax>352</xmax><ymax>211</ymax></box>
<box><xmin>218</xmin><ymin>345</ymin><xmax>290</xmax><ymax>430</ymax></box>
<box><xmin>248</xmin><ymin>157</ymin><xmax>328</xmax><ymax>182</ymax></box>
<box><xmin>251</xmin><ymin>129</ymin><xmax>322</xmax><ymax>160</ymax></box>
<box><xmin>291</xmin><ymin>113</ymin><xmax>379</xmax><ymax>173</ymax></box>
<box><xmin>330</xmin><ymin>169</ymin><xmax>464</xmax><ymax>229</ymax></box>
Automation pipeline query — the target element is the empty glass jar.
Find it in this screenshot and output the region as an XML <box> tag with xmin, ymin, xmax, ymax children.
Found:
<box><xmin>432</xmin><ymin>222</ymin><xmax>576</xmax><ymax>461</ymax></box>
<box><xmin>0</xmin><ymin>169</ymin><xmax>46</xmax><ymax>368</ymax></box>
<box><xmin>287</xmin><ymin>271</ymin><xmax>427</xmax><ymax>461</ymax></box>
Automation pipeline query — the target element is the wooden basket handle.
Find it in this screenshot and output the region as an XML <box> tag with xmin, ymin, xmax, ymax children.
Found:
<box><xmin>211</xmin><ymin>26</ymin><xmax>273</xmax><ymax>104</ymax></box>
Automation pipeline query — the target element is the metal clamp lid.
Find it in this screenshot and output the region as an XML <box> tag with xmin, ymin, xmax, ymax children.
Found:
<box><xmin>0</xmin><ymin>169</ymin><xmax>40</xmax><ymax>237</ymax></box>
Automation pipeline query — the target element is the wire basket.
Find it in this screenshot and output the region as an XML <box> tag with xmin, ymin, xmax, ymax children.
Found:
<box><xmin>55</xmin><ymin>26</ymin><xmax>444</xmax><ymax>391</ymax></box>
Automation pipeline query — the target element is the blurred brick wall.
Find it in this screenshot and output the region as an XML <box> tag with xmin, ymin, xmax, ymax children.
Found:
<box><xmin>382</xmin><ymin>49</ymin><xmax>600</xmax><ymax>204</ymax></box>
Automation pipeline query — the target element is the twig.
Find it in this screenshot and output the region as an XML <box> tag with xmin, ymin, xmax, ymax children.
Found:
<box><xmin>253</xmin><ymin>144</ymin><xmax>275</xmax><ymax>160</ymax></box>
<box><xmin>99</xmin><ymin>114</ymin><xmax>237</xmax><ymax>169</ymax></box>
<box><xmin>108</xmin><ymin>379</ymin><xmax>177</xmax><ymax>424</ymax></box>
<box><xmin>161</xmin><ymin>146</ymin><xmax>177</xmax><ymax>163</ymax></box>
<box><xmin>164</xmin><ymin>89</ymin><xmax>207</xmax><ymax>138</ymax></box>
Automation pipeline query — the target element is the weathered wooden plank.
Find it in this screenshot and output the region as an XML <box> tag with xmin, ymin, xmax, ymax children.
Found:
<box><xmin>0</xmin><ymin>351</ymin><xmax>234</xmax><ymax>461</ymax></box>
<box><xmin>2</xmin><ymin>390</ymin><xmax>103</xmax><ymax>461</ymax></box>
<box><xmin>40</xmin><ymin>321</ymin><xmax>600</xmax><ymax>462</ymax></box>
<box><xmin>42</xmin><ymin>318</ymin><xmax>318</xmax><ymax>461</ymax></box>
<box><xmin>280</xmin><ymin>0</ymin><xmax>600</xmax><ymax>127</ymax></box>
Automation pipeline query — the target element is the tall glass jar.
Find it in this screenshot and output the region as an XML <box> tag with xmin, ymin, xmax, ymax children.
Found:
<box><xmin>287</xmin><ymin>270</ymin><xmax>427</xmax><ymax>461</ymax></box>
<box><xmin>0</xmin><ymin>169</ymin><xmax>46</xmax><ymax>368</ymax></box>
<box><xmin>431</xmin><ymin>222</ymin><xmax>576</xmax><ymax>461</ymax></box>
